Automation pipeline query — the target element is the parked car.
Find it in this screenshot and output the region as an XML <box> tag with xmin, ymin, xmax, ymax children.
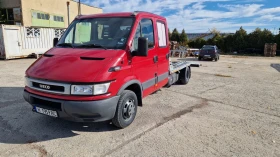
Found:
<box><xmin>198</xmin><ymin>45</ymin><xmax>220</xmax><ymax>61</ymax></box>
<box><xmin>194</xmin><ymin>51</ymin><xmax>199</xmax><ymax>57</ymax></box>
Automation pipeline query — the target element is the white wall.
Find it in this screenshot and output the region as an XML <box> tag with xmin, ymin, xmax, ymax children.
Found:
<box><xmin>0</xmin><ymin>25</ymin><xmax>65</xmax><ymax>59</ymax></box>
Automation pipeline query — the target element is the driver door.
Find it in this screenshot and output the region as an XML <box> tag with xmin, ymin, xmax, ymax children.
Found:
<box><xmin>131</xmin><ymin>18</ymin><xmax>158</xmax><ymax>97</ymax></box>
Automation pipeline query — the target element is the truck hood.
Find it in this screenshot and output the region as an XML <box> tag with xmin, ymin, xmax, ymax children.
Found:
<box><xmin>26</xmin><ymin>48</ymin><xmax>124</xmax><ymax>82</ymax></box>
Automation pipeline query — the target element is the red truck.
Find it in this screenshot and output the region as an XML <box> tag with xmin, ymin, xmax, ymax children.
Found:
<box><xmin>23</xmin><ymin>11</ymin><xmax>198</xmax><ymax>128</ymax></box>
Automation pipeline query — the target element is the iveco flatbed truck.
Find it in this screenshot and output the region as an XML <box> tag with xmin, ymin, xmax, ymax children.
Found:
<box><xmin>23</xmin><ymin>11</ymin><xmax>199</xmax><ymax>128</ymax></box>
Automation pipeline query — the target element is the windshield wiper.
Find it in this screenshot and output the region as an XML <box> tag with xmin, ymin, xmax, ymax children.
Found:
<box><xmin>57</xmin><ymin>43</ymin><xmax>74</xmax><ymax>48</ymax></box>
<box><xmin>77</xmin><ymin>44</ymin><xmax>107</xmax><ymax>50</ymax></box>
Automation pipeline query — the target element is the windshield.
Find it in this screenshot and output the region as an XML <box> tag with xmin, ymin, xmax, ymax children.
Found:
<box><xmin>201</xmin><ymin>45</ymin><xmax>216</xmax><ymax>50</ymax></box>
<box><xmin>57</xmin><ymin>17</ymin><xmax>134</xmax><ymax>49</ymax></box>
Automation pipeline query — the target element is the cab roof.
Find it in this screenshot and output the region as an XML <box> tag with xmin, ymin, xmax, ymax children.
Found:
<box><xmin>76</xmin><ymin>11</ymin><xmax>166</xmax><ymax>21</ymax></box>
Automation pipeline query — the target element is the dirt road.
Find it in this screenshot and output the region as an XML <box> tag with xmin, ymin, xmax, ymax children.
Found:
<box><xmin>0</xmin><ymin>55</ymin><xmax>279</xmax><ymax>157</ymax></box>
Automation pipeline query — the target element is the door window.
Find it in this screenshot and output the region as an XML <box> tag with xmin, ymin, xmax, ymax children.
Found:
<box><xmin>141</xmin><ymin>19</ymin><xmax>154</xmax><ymax>48</ymax></box>
<box><xmin>132</xmin><ymin>19</ymin><xmax>154</xmax><ymax>51</ymax></box>
<box><xmin>132</xmin><ymin>24</ymin><xmax>141</xmax><ymax>51</ymax></box>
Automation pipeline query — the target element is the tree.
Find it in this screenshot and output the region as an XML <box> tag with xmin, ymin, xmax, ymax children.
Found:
<box><xmin>223</xmin><ymin>35</ymin><xmax>234</xmax><ymax>53</ymax></box>
<box><xmin>248</xmin><ymin>28</ymin><xmax>262</xmax><ymax>49</ymax></box>
<box><xmin>275</xmin><ymin>33</ymin><xmax>280</xmax><ymax>49</ymax></box>
<box><xmin>209</xmin><ymin>27</ymin><xmax>221</xmax><ymax>35</ymax></box>
<box><xmin>233</xmin><ymin>26</ymin><xmax>248</xmax><ymax>51</ymax></box>
<box><xmin>168</xmin><ymin>29</ymin><xmax>171</xmax><ymax>41</ymax></box>
<box><xmin>179</xmin><ymin>29</ymin><xmax>188</xmax><ymax>45</ymax></box>
<box><xmin>170</xmin><ymin>28</ymin><xmax>180</xmax><ymax>42</ymax></box>
<box><xmin>261</xmin><ymin>28</ymin><xmax>274</xmax><ymax>44</ymax></box>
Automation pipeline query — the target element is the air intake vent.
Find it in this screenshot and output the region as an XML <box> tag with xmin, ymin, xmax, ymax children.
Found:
<box><xmin>80</xmin><ymin>57</ymin><xmax>105</xmax><ymax>60</ymax></box>
<box><xmin>43</xmin><ymin>54</ymin><xmax>54</xmax><ymax>57</ymax></box>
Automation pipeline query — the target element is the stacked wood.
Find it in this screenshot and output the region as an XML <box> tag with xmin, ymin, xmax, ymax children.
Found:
<box><xmin>264</xmin><ymin>43</ymin><xmax>277</xmax><ymax>57</ymax></box>
<box><xmin>170</xmin><ymin>41</ymin><xmax>179</xmax><ymax>50</ymax></box>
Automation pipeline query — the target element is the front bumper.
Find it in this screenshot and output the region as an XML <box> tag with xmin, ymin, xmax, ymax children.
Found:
<box><xmin>23</xmin><ymin>90</ymin><xmax>120</xmax><ymax>122</ymax></box>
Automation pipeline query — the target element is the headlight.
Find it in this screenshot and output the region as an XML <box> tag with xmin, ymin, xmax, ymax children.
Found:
<box><xmin>93</xmin><ymin>83</ymin><xmax>110</xmax><ymax>95</ymax></box>
<box><xmin>71</xmin><ymin>83</ymin><xmax>110</xmax><ymax>95</ymax></box>
<box><xmin>71</xmin><ymin>85</ymin><xmax>93</xmax><ymax>95</ymax></box>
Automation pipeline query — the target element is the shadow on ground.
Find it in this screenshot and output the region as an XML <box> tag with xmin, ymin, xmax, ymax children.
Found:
<box><xmin>271</xmin><ymin>64</ymin><xmax>280</xmax><ymax>72</ymax></box>
<box><xmin>0</xmin><ymin>87</ymin><xmax>119</xmax><ymax>144</ymax></box>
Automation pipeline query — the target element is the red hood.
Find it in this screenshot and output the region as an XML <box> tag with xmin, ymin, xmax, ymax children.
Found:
<box><xmin>26</xmin><ymin>48</ymin><xmax>125</xmax><ymax>82</ymax></box>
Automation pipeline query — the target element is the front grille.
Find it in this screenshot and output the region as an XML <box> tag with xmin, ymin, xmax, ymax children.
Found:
<box><xmin>31</xmin><ymin>96</ymin><xmax>62</xmax><ymax>111</ymax></box>
<box><xmin>32</xmin><ymin>82</ymin><xmax>64</xmax><ymax>92</ymax></box>
<box><xmin>26</xmin><ymin>77</ymin><xmax>71</xmax><ymax>95</ymax></box>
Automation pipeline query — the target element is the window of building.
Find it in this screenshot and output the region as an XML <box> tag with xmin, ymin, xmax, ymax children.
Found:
<box><xmin>37</xmin><ymin>13</ymin><xmax>41</xmax><ymax>19</ymax></box>
<box><xmin>53</xmin><ymin>16</ymin><xmax>64</xmax><ymax>22</ymax></box>
<box><xmin>41</xmin><ymin>14</ymin><xmax>46</xmax><ymax>20</ymax></box>
<box><xmin>32</xmin><ymin>11</ymin><xmax>49</xmax><ymax>20</ymax></box>
<box><xmin>0</xmin><ymin>8</ymin><xmax>21</xmax><ymax>25</ymax></box>
<box><xmin>26</xmin><ymin>27</ymin><xmax>40</xmax><ymax>38</ymax></box>
<box><xmin>7</xmin><ymin>9</ymin><xmax>14</xmax><ymax>21</ymax></box>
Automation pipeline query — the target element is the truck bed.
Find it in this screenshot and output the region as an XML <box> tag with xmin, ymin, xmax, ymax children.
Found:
<box><xmin>169</xmin><ymin>60</ymin><xmax>200</xmax><ymax>74</ymax></box>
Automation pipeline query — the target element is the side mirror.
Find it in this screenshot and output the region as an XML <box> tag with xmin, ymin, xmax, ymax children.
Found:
<box><xmin>53</xmin><ymin>38</ymin><xmax>59</xmax><ymax>47</ymax></box>
<box><xmin>134</xmin><ymin>37</ymin><xmax>148</xmax><ymax>57</ymax></box>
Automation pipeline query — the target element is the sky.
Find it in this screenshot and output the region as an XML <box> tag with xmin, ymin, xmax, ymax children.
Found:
<box><xmin>79</xmin><ymin>0</ymin><xmax>280</xmax><ymax>34</ymax></box>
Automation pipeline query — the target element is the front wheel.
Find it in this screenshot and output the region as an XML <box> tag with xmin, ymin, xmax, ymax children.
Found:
<box><xmin>112</xmin><ymin>90</ymin><xmax>138</xmax><ymax>128</ymax></box>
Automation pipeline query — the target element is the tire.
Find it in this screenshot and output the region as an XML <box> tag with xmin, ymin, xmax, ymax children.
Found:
<box><xmin>112</xmin><ymin>90</ymin><xmax>138</xmax><ymax>128</ymax></box>
<box><xmin>198</xmin><ymin>57</ymin><xmax>201</xmax><ymax>61</ymax></box>
<box><xmin>179</xmin><ymin>67</ymin><xmax>190</xmax><ymax>85</ymax></box>
<box><xmin>215</xmin><ymin>57</ymin><xmax>218</xmax><ymax>61</ymax></box>
<box><xmin>164</xmin><ymin>76</ymin><xmax>172</xmax><ymax>88</ymax></box>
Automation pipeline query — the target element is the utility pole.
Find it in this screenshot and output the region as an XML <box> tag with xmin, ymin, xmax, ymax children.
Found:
<box><xmin>78</xmin><ymin>0</ymin><xmax>81</xmax><ymax>15</ymax></box>
<box><xmin>67</xmin><ymin>1</ymin><xmax>70</xmax><ymax>26</ymax></box>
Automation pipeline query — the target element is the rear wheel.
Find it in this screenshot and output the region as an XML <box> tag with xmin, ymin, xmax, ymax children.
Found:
<box><xmin>179</xmin><ymin>67</ymin><xmax>190</xmax><ymax>85</ymax></box>
<box><xmin>112</xmin><ymin>90</ymin><xmax>138</xmax><ymax>128</ymax></box>
<box><xmin>198</xmin><ymin>57</ymin><xmax>201</xmax><ymax>61</ymax></box>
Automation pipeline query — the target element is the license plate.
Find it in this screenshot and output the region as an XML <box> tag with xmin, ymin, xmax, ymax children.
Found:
<box><xmin>34</xmin><ymin>107</ymin><xmax>58</xmax><ymax>117</ymax></box>
<box><xmin>204</xmin><ymin>55</ymin><xmax>210</xmax><ymax>57</ymax></box>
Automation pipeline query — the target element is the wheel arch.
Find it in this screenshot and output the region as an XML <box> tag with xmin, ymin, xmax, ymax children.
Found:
<box><xmin>117</xmin><ymin>80</ymin><xmax>143</xmax><ymax>106</ymax></box>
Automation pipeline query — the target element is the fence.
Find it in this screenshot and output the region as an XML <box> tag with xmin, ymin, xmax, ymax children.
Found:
<box><xmin>0</xmin><ymin>25</ymin><xmax>65</xmax><ymax>59</ymax></box>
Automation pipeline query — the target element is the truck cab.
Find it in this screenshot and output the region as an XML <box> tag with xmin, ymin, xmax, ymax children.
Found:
<box><xmin>23</xmin><ymin>11</ymin><xmax>172</xmax><ymax>128</ymax></box>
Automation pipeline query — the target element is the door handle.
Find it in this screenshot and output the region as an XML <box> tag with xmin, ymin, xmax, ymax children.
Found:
<box><xmin>153</xmin><ymin>56</ymin><xmax>158</xmax><ymax>63</ymax></box>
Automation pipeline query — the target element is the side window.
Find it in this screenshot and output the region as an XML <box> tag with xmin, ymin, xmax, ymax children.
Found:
<box><xmin>156</xmin><ymin>21</ymin><xmax>167</xmax><ymax>47</ymax></box>
<box><xmin>64</xmin><ymin>27</ymin><xmax>73</xmax><ymax>43</ymax></box>
<box><xmin>141</xmin><ymin>19</ymin><xmax>154</xmax><ymax>48</ymax></box>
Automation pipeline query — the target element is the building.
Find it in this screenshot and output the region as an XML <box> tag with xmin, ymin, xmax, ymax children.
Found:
<box><xmin>0</xmin><ymin>0</ymin><xmax>102</xmax><ymax>28</ymax></box>
<box><xmin>0</xmin><ymin>0</ymin><xmax>102</xmax><ymax>59</ymax></box>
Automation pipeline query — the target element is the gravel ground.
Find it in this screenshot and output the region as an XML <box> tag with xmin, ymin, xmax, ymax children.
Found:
<box><xmin>0</xmin><ymin>55</ymin><xmax>279</xmax><ymax>157</ymax></box>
